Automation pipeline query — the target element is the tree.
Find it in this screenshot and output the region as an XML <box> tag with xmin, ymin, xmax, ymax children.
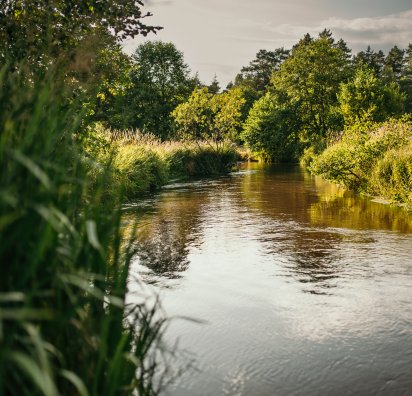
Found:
<box><xmin>338</xmin><ymin>66</ymin><xmax>405</xmax><ymax>126</ymax></box>
<box><xmin>400</xmin><ymin>43</ymin><xmax>412</xmax><ymax>112</ymax></box>
<box><xmin>232</xmin><ymin>48</ymin><xmax>289</xmax><ymax>124</ymax></box>
<box><xmin>241</xmin><ymin>92</ymin><xmax>299</xmax><ymax>161</ymax></box>
<box><xmin>0</xmin><ymin>0</ymin><xmax>161</xmax><ymax>70</ymax></box>
<box><xmin>172</xmin><ymin>87</ymin><xmax>245</xmax><ymax>149</ymax></box>
<box><xmin>235</xmin><ymin>48</ymin><xmax>289</xmax><ymax>94</ymax></box>
<box><xmin>353</xmin><ymin>46</ymin><xmax>385</xmax><ymax>76</ymax></box>
<box><xmin>127</xmin><ymin>41</ymin><xmax>197</xmax><ymax>139</ymax></box>
<box><xmin>383</xmin><ymin>45</ymin><xmax>405</xmax><ymax>81</ymax></box>
<box><xmin>208</xmin><ymin>74</ymin><xmax>221</xmax><ymax>94</ymax></box>
<box><xmin>270</xmin><ymin>31</ymin><xmax>351</xmax><ymax>143</ymax></box>
<box><xmin>88</xmin><ymin>44</ymin><xmax>135</xmax><ymax>128</ymax></box>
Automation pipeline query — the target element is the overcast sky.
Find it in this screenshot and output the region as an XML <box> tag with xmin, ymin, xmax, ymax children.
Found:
<box><xmin>123</xmin><ymin>0</ymin><xmax>412</xmax><ymax>87</ymax></box>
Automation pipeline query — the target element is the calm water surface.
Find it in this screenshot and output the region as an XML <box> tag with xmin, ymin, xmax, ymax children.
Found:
<box><xmin>125</xmin><ymin>164</ymin><xmax>412</xmax><ymax>396</ymax></box>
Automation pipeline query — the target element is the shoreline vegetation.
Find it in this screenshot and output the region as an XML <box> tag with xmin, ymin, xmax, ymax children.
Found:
<box><xmin>85</xmin><ymin>124</ymin><xmax>242</xmax><ymax>200</ymax></box>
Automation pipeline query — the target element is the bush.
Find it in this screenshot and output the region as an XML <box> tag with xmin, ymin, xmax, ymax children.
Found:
<box><xmin>370</xmin><ymin>143</ymin><xmax>412</xmax><ymax>203</ymax></box>
<box><xmin>310</xmin><ymin>117</ymin><xmax>412</xmax><ymax>203</ymax></box>
<box><xmin>241</xmin><ymin>93</ymin><xmax>299</xmax><ymax>162</ymax></box>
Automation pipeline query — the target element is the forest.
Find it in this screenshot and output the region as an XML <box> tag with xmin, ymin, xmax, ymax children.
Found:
<box><xmin>0</xmin><ymin>1</ymin><xmax>411</xmax><ymax>395</ymax></box>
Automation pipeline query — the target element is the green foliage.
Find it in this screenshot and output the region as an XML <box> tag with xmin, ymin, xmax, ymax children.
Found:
<box><xmin>232</xmin><ymin>48</ymin><xmax>289</xmax><ymax>123</ymax></box>
<box><xmin>353</xmin><ymin>46</ymin><xmax>385</xmax><ymax>76</ymax></box>
<box><xmin>371</xmin><ymin>142</ymin><xmax>412</xmax><ymax>204</ymax></box>
<box><xmin>270</xmin><ymin>32</ymin><xmax>351</xmax><ymax>142</ymax></box>
<box><xmin>310</xmin><ymin>118</ymin><xmax>412</xmax><ymax>202</ymax></box>
<box><xmin>241</xmin><ymin>92</ymin><xmax>299</xmax><ymax>162</ymax></box>
<box><xmin>338</xmin><ymin>66</ymin><xmax>406</xmax><ymax>126</ymax></box>
<box><xmin>234</xmin><ymin>48</ymin><xmax>289</xmax><ymax>95</ymax></box>
<box><xmin>0</xmin><ymin>70</ymin><xmax>167</xmax><ymax>395</ymax></box>
<box><xmin>0</xmin><ymin>0</ymin><xmax>160</xmax><ymax>70</ymax></box>
<box><xmin>172</xmin><ymin>87</ymin><xmax>245</xmax><ymax>149</ymax></box>
<box><xmin>166</xmin><ymin>146</ymin><xmax>239</xmax><ymax>179</ymax></box>
<box><xmin>88</xmin><ymin>44</ymin><xmax>135</xmax><ymax>128</ymax></box>
<box><xmin>400</xmin><ymin>44</ymin><xmax>412</xmax><ymax>112</ymax></box>
<box><xmin>113</xmin><ymin>145</ymin><xmax>168</xmax><ymax>198</ymax></box>
<box><xmin>127</xmin><ymin>41</ymin><xmax>197</xmax><ymax>139</ymax></box>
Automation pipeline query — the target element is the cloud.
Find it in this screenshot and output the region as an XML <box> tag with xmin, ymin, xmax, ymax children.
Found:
<box><xmin>144</xmin><ymin>0</ymin><xmax>173</xmax><ymax>6</ymax></box>
<box><xmin>239</xmin><ymin>10</ymin><xmax>412</xmax><ymax>52</ymax></box>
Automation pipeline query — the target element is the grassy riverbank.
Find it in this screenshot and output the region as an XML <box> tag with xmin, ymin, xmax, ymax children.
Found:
<box><xmin>86</xmin><ymin>125</ymin><xmax>240</xmax><ymax>200</ymax></box>
<box><xmin>308</xmin><ymin>118</ymin><xmax>412</xmax><ymax>207</ymax></box>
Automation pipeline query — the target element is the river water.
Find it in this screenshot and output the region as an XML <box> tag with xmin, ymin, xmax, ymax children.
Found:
<box><xmin>125</xmin><ymin>164</ymin><xmax>412</xmax><ymax>396</ymax></box>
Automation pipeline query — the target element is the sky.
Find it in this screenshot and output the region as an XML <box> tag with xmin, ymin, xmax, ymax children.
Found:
<box><xmin>123</xmin><ymin>0</ymin><xmax>412</xmax><ymax>87</ymax></box>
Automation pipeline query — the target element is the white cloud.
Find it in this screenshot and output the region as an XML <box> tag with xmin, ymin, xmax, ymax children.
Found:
<box><xmin>248</xmin><ymin>10</ymin><xmax>412</xmax><ymax>51</ymax></box>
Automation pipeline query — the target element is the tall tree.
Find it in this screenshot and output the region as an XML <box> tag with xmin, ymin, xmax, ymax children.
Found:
<box><xmin>383</xmin><ymin>45</ymin><xmax>405</xmax><ymax>81</ymax></box>
<box><xmin>338</xmin><ymin>65</ymin><xmax>405</xmax><ymax>125</ymax></box>
<box><xmin>270</xmin><ymin>31</ymin><xmax>351</xmax><ymax>142</ymax></box>
<box><xmin>353</xmin><ymin>46</ymin><xmax>385</xmax><ymax>76</ymax></box>
<box><xmin>235</xmin><ymin>48</ymin><xmax>290</xmax><ymax>94</ymax></box>
<box><xmin>400</xmin><ymin>43</ymin><xmax>412</xmax><ymax>112</ymax></box>
<box><xmin>208</xmin><ymin>74</ymin><xmax>221</xmax><ymax>94</ymax></box>
<box><xmin>127</xmin><ymin>41</ymin><xmax>196</xmax><ymax>139</ymax></box>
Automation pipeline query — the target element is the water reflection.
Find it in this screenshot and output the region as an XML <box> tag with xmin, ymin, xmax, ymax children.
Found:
<box><xmin>126</xmin><ymin>164</ymin><xmax>412</xmax><ymax>396</ymax></box>
<box><xmin>124</xmin><ymin>189</ymin><xmax>207</xmax><ymax>285</ymax></box>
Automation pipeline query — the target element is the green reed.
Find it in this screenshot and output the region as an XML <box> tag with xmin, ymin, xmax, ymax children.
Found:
<box><xmin>0</xmin><ymin>68</ymin><xmax>168</xmax><ymax>395</ymax></box>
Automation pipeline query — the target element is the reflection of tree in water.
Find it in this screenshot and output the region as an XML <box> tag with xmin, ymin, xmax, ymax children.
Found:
<box><xmin>283</xmin><ymin>231</ymin><xmax>345</xmax><ymax>295</ymax></box>
<box><xmin>262</xmin><ymin>227</ymin><xmax>345</xmax><ymax>295</ymax></box>
<box><xmin>240</xmin><ymin>165</ymin><xmax>412</xmax><ymax>294</ymax></box>
<box><xmin>126</xmin><ymin>191</ymin><xmax>207</xmax><ymax>282</ymax></box>
<box><xmin>309</xmin><ymin>194</ymin><xmax>412</xmax><ymax>233</ymax></box>
<box><xmin>136</xmin><ymin>218</ymin><xmax>191</xmax><ymax>279</ymax></box>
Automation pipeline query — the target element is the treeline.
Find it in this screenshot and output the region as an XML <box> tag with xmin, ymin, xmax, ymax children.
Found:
<box><xmin>77</xmin><ymin>30</ymin><xmax>412</xmax><ymax>170</ymax></box>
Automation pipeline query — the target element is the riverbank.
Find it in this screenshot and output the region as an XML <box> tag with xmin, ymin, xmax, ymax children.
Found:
<box><xmin>85</xmin><ymin>125</ymin><xmax>242</xmax><ymax>200</ymax></box>
<box><xmin>307</xmin><ymin>118</ymin><xmax>412</xmax><ymax>209</ymax></box>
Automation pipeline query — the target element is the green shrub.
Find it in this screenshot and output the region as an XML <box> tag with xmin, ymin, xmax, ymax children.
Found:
<box><xmin>370</xmin><ymin>143</ymin><xmax>412</xmax><ymax>203</ymax></box>
<box><xmin>310</xmin><ymin>117</ymin><xmax>412</xmax><ymax>203</ymax></box>
<box><xmin>241</xmin><ymin>92</ymin><xmax>299</xmax><ymax>162</ymax></box>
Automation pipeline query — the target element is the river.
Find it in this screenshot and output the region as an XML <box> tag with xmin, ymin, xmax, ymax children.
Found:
<box><xmin>125</xmin><ymin>164</ymin><xmax>412</xmax><ymax>396</ymax></box>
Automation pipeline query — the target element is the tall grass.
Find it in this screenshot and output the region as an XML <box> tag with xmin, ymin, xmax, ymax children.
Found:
<box><xmin>88</xmin><ymin>125</ymin><xmax>240</xmax><ymax>200</ymax></box>
<box><xmin>0</xmin><ymin>69</ymin><xmax>168</xmax><ymax>394</ymax></box>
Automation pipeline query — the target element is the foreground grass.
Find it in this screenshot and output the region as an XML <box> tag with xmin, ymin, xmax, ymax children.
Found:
<box><xmin>0</xmin><ymin>73</ymin><xmax>170</xmax><ymax>395</ymax></box>
<box><xmin>308</xmin><ymin>117</ymin><xmax>412</xmax><ymax>207</ymax></box>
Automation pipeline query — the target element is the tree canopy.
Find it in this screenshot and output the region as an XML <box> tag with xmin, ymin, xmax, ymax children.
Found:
<box><xmin>126</xmin><ymin>41</ymin><xmax>198</xmax><ymax>139</ymax></box>
<box><xmin>0</xmin><ymin>0</ymin><xmax>161</xmax><ymax>68</ymax></box>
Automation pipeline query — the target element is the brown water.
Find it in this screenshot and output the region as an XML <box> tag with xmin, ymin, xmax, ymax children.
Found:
<box><xmin>126</xmin><ymin>164</ymin><xmax>412</xmax><ymax>396</ymax></box>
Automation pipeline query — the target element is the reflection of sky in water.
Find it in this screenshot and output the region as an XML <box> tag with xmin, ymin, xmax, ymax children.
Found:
<box><xmin>126</xmin><ymin>165</ymin><xmax>412</xmax><ymax>396</ymax></box>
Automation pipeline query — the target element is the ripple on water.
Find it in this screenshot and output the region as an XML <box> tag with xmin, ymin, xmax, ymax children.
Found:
<box><xmin>126</xmin><ymin>165</ymin><xmax>412</xmax><ymax>396</ymax></box>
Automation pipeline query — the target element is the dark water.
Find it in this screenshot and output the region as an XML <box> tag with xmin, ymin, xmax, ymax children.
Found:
<box><xmin>125</xmin><ymin>164</ymin><xmax>412</xmax><ymax>396</ymax></box>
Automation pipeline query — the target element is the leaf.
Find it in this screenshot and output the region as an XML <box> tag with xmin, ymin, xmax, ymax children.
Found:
<box><xmin>60</xmin><ymin>370</ymin><xmax>89</xmax><ymax>396</ymax></box>
<box><xmin>10</xmin><ymin>352</ymin><xmax>58</xmax><ymax>396</ymax></box>
<box><xmin>14</xmin><ymin>151</ymin><xmax>52</xmax><ymax>190</ymax></box>
<box><xmin>86</xmin><ymin>220</ymin><xmax>101</xmax><ymax>251</ymax></box>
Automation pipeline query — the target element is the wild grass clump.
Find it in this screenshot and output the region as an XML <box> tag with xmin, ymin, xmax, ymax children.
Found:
<box><xmin>309</xmin><ymin>117</ymin><xmax>412</xmax><ymax>204</ymax></box>
<box><xmin>114</xmin><ymin>145</ymin><xmax>168</xmax><ymax>198</ymax></box>
<box><xmin>165</xmin><ymin>145</ymin><xmax>239</xmax><ymax>179</ymax></box>
<box><xmin>370</xmin><ymin>142</ymin><xmax>412</xmax><ymax>204</ymax></box>
<box><xmin>0</xmin><ymin>70</ymin><xmax>168</xmax><ymax>395</ymax></box>
<box><xmin>88</xmin><ymin>126</ymin><xmax>240</xmax><ymax>199</ymax></box>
